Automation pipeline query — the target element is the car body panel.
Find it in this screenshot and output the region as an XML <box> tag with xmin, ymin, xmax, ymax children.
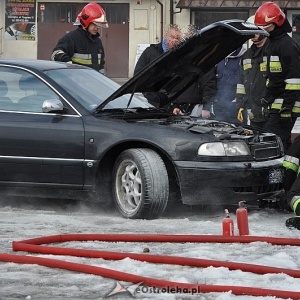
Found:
<box><xmin>0</xmin><ymin>111</ymin><xmax>85</xmax><ymax>185</ymax></box>
<box><xmin>81</xmin><ymin>116</ymin><xmax>284</xmax><ymax>204</ymax></box>
<box><xmin>0</xmin><ymin>20</ymin><xmax>282</xmax><ymax>215</ymax></box>
<box><xmin>175</xmin><ymin>159</ymin><xmax>283</xmax><ymax>205</ymax></box>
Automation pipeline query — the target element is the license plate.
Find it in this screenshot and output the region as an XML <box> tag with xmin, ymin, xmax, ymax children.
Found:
<box><xmin>269</xmin><ymin>168</ymin><xmax>283</xmax><ymax>184</ymax></box>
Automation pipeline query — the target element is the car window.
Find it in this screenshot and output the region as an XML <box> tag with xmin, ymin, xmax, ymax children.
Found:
<box><xmin>0</xmin><ymin>67</ymin><xmax>59</xmax><ymax>113</ymax></box>
<box><xmin>45</xmin><ymin>68</ymin><xmax>116</xmax><ymax>110</ymax></box>
<box><xmin>45</xmin><ymin>68</ymin><xmax>152</xmax><ymax>111</ymax></box>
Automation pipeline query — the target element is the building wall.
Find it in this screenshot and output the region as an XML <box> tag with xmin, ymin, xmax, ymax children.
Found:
<box><xmin>130</xmin><ymin>0</ymin><xmax>161</xmax><ymax>76</ymax></box>
<box><xmin>5</xmin><ymin>1</ymin><xmax>296</xmax><ymax>77</ymax></box>
<box><xmin>1</xmin><ymin>0</ymin><xmax>177</xmax><ymax>77</ymax></box>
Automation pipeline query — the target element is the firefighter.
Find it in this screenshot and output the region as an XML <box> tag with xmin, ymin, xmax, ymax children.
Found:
<box><xmin>283</xmin><ymin>135</ymin><xmax>300</xmax><ymax>229</ymax></box>
<box><xmin>51</xmin><ymin>2</ymin><xmax>108</xmax><ymax>74</ymax></box>
<box><xmin>236</xmin><ymin>29</ymin><xmax>269</xmax><ymax>128</ymax></box>
<box><xmin>254</xmin><ymin>2</ymin><xmax>300</xmax><ymax>152</ymax></box>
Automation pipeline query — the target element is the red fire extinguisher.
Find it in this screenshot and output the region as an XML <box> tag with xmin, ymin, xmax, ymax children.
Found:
<box><xmin>236</xmin><ymin>201</ymin><xmax>249</xmax><ymax>235</ymax></box>
<box><xmin>222</xmin><ymin>209</ymin><xmax>234</xmax><ymax>236</ymax></box>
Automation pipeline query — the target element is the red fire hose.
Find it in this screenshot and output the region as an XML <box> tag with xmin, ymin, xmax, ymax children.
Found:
<box><xmin>0</xmin><ymin>233</ymin><xmax>299</xmax><ymax>299</ymax></box>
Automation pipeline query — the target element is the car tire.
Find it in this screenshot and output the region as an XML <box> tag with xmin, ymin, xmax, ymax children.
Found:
<box><xmin>30</xmin><ymin>25</ymin><xmax>36</xmax><ymax>36</ymax></box>
<box><xmin>113</xmin><ymin>148</ymin><xmax>169</xmax><ymax>219</ymax></box>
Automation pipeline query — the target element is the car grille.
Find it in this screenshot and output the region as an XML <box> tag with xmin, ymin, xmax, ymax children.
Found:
<box><xmin>249</xmin><ymin>138</ymin><xmax>282</xmax><ymax>161</ymax></box>
<box><xmin>233</xmin><ymin>182</ymin><xmax>283</xmax><ymax>194</ymax></box>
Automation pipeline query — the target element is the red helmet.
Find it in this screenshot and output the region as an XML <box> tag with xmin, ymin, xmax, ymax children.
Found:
<box><xmin>75</xmin><ymin>2</ymin><xmax>108</xmax><ymax>29</ymax></box>
<box><xmin>254</xmin><ymin>2</ymin><xmax>285</xmax><ymax>27</ymax></box>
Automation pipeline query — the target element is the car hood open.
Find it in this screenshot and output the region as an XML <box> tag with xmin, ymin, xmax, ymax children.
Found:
<box><xmin>98</xmin><ymin>20</ymin><xmax>268</xmax><ymax>110</ymax></box>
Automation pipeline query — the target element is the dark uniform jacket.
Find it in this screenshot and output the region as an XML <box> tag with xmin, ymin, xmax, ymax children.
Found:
<box><xmin>134</xmin><ymin>42</ymin><xmax>216</xmax><ymax>111</ymax></box>
<box><xmin>51</xmin><ymin>27</ymin><xmax>105</xmax><ymax>72</ymax></box>
<box><xmin>265</xmin><ymin>27</ymin><xmax>300</xmax><ymax>115</ymax></box>
<box><xmin>236</xmin><ymin>41</ymin><xmax>269</xmax><ymax>123</ymax></box>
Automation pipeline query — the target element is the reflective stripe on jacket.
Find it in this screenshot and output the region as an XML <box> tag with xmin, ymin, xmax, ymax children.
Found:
<box><xmin>271</xmin><ymin>98</ymin><xmax>300</xmax><ymax>113</ymax></box>
<box><xmin>283</xmin><ymin>154</ymin><xmax>299</xmax><ymax>173</ymax></box>
<box><xmin>265</xmin><ymin>27</ymin><xmax>300</xmax><ymax>115</ymax></box>
<box><xmin>51</xmin><ymin>27</ymin><xmax>105</xmax><ymax>72</ymax></box>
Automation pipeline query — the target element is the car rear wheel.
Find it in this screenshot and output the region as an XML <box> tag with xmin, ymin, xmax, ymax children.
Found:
<box><xmin>113</xmin><ymin>148</ymin><xmax>169</xmax><ymax>219</ymax></box>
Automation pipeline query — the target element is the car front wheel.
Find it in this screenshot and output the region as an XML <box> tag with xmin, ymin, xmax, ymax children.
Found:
<box><xmin>113</xmin><ymin>148</ymin><xmax>169</xmax><ymax>219</ymax></box>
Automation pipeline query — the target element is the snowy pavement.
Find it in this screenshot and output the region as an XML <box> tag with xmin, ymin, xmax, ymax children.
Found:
<box><xmin>0</xmin><ymin>198</ymin><xmax>299</xmax><ymax>300</ymax></box>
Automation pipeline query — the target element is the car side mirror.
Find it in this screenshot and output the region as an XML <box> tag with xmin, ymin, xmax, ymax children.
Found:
<box><xmin>42</xmin><ymin>99</ymin><xmax>64</xmax><ymax>113</ymax></box>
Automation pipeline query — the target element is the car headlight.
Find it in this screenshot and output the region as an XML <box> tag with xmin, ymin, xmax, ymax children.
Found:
<box><xmin>198</xmin><ymin>141</ymin><xmax>251</xmax><ymax>156</ymax></box>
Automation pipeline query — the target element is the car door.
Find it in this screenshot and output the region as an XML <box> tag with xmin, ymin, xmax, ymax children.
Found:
<box><xmin>0</xmin><ymin>67</ymin><xmax>85</xmax><ymax>187</ymax></box>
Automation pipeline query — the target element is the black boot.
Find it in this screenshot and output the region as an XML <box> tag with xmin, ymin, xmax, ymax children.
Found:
<box><xmin>285</xmin><ymin>216</ymin><xmax>300</xmax><ymax>230</ymax></box>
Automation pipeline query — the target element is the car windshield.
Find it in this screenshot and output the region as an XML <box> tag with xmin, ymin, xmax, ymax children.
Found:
<box><xmin>45</xmin><ymin>68</ymin><xmax>152</xmax><ymax>111</ymax></box>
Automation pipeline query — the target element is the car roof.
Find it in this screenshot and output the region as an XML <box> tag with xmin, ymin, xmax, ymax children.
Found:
<box><xmin>0</xmin><ymin>59</ymin><xmax>85</xmax><ymax>72</ymax></box>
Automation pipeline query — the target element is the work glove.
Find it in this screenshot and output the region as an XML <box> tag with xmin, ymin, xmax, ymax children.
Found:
<box><xmin>237</xmin><ymin>108</ymin><xmax>244</xmax><ymax>123</ymax></box>
<box><xmin>279</xmin><ymin>107</ymin><xmax>293</xmax><ymax>128</ymax></box>
<box><xmin>57</xmin><ymin>53</ymin><xmax>72</xmax><ymax>63</ymax></box>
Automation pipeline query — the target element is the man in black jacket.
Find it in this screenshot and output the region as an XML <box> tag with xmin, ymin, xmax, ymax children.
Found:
<box><xmin>134</xmin><ymin>24</ymin><xmax>182</xmax><ymax>75</ymax></box>
<box><xmin>134</xmin><ymin>25</ymin><xmax>216</xmax><ymax>117</ymax></box>
<box><xmin>51</xmin><ymin>2</ymin><xmax>108</xmax><ymax>74</ymax></box>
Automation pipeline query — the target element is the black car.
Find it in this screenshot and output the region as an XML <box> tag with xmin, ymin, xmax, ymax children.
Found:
<box><xmin>0</xmin><ymin>20</ymin><xmax>284</xmax><ymax>219</ymax></box>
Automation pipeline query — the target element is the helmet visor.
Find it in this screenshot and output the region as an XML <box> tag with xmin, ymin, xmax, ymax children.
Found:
<box><xmin>257</xmin><ymin>23</ymin><xmax>273</xmax><ymax>29</ymax></box>
<box><xmin>92</xmin><ymin>15</ymin><xmax>109</xmax><ymax>28</ymax></box>
<box><xmin>92</xmin><ymin>21</ymin><xmax>109</xmax><ymax>28</ymax></box>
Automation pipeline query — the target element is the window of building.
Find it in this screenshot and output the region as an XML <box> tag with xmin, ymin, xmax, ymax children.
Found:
<box><xmin>193</xmin><ymin>10</ymin><xmax>248</xmax><ymax>29</ymax></box>
<box><xmin>38</xmin><ymin>3</ymin><xmax>128</xmax><ymax>25</ymax></box>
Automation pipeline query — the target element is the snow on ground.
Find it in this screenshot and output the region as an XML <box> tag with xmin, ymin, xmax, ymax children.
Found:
<box><xmin>0</xmin><ymin>198</ymin><xmax>299</xmax><ymax>300</ymax></box>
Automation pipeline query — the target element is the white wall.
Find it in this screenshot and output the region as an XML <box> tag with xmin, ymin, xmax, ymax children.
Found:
<box><xmin>128</xmin><ymin>0</ymin><xmax>193</xmax><ymax>76</ymax></box>
<box><xmin>129</xmin><ymin>0</ymin><xmax>156</xmax><ymax>77</ymax></box>
<box><xmin>173</xmin><ymin>6</ymin><xmax>190</xmax><ymax>26</ymax></box>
